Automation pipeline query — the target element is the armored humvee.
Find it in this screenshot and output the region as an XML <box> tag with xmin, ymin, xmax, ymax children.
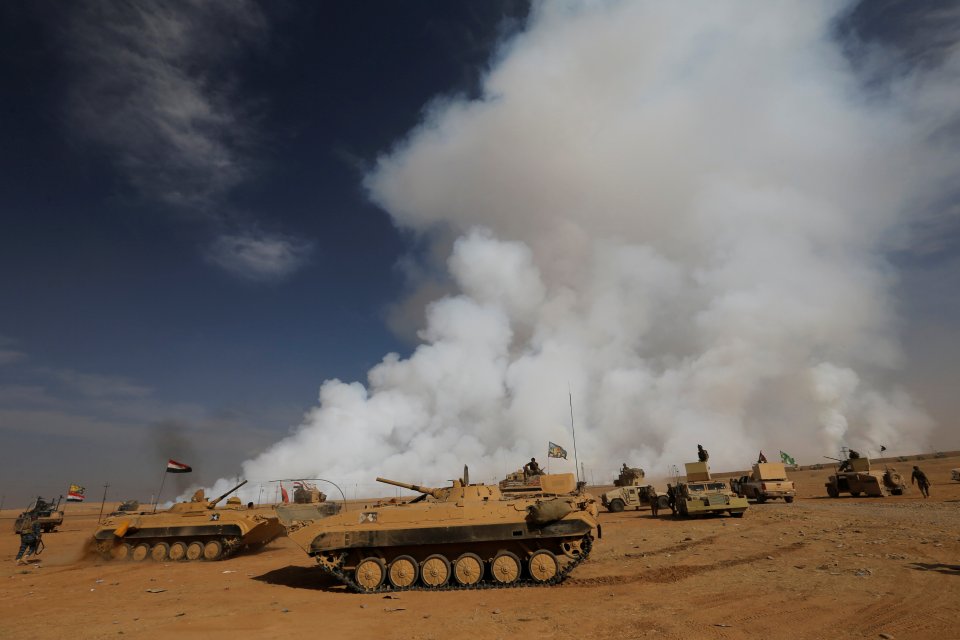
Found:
<box><xmin>13</xmin><ymin>496</ymin><xmax>64</xmax><ymax>534</ymax></box>
<box><xmin>613</xmin><ymin>465</ymin><xmax>645</xmax><ymax>487</ymax></box>
<box><xmin>824</xmin><ymin>457</ymin><xmax>907</xmax><ymax>497</ymax></box>
<box><xmin>671</xmin><ymin>462</ymin><xmax>748</xmax><ymax>518</ymax></box>
<box><xmin>600</xmin><ymin>484</ymin><xmax>669</xmax><ymax>512</ymax></box>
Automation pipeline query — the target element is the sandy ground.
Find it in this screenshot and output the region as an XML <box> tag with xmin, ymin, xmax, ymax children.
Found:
<box><xmin>1</xmin><ymin>455</ymin><xmax>957</xmax><ymax>640</ymax></box>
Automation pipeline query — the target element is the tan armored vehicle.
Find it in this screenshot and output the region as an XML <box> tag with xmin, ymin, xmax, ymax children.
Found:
<box><xmin>600</xmin><ymin>484</ymin><xmax>669</xmax><ymax>512</ymax></box>
<box><xmin>13</xmin><ymin>496</ymin><xmax>64</xmax><ymax>534</ymax></box>
<box><xmin>670</xmin><ymin>462</ymin><xmax>748</xmax><ymax>518</ymax></box>
<box><xmin>824</xmin><ymin>457</ymin><xmax>906</xmax><ymax>497</ymax></box>
<box><xmin>284</xmin><ymin>469</ymin><xmax>599</xmax><ymax>592</ymax></box>
<box><xmin>613</xmin><ymin>464</ymin><xmax>645</xmax><ymax>487</ymax></box>
<box><xmin>730</xmin><ymin>463</ymin><xmax>796</xmax><ymax>503</ymax></box>
<box><xmin>92</xmin><ymin>481</ymin><xmax>284</xmax><ymax>561</ymax></box>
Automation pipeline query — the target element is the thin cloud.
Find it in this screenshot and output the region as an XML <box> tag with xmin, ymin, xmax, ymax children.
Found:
<box><xmin>206</xmin><ymin>232</ymin><xmax>314</xmax><ymax>282</ymax></box>
<box><xmin>64</xmin><ymin>1</ymin><xmax>313</xmax><ymax>281</ymax></box>
<box><xmin>45</xmin><ymin>368</ymin><xmax>154</xmax><ymax>399</ymax></box>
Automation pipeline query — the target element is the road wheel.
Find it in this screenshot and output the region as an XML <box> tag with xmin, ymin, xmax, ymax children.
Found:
<box><xmin>755</xmin><ymin>494</ymin><xmax>767</xmax><ymax>504</ymax></box>
<box><xmin>657</xmin><ymin>495</ymin><xmax>670</xmax><ymax>510</ymax></box>
<box><xmin>491</xmin><ymin>551</ymin><xmax>521</xmax><ymax>585</ymax></box>
<box><xmin>609</xmin><ymin>499</ymin><xmax>625</xmax><ymax>513</ymax></box>
<box><xmin>528</xmin><ymin>550</ymin><xmax>559</xmax><ymax>583</ymax></box>
<box><xmin>203</xmin><ymin>539</ymin><xmax>223</xmax><ymax>561</ymax></box>
<box><xmin>452</xmin><ymin>553</ymin><xmax>484</xmax><ymax>587</ymax></box>
<box><xmin>185</xmin><ymin>541</ymin><xmax>204</xmax><ymax>561</ymax></box>
<box><xmin>354</xmin><ymin>557</ymin><xmax>386</xmax><ymax>591</ymax></box>
<box><xmin>784</xmin><ymin>496</ymin><xmax>795</xmax><ymax>503</ymax></box>
<box><xmin>826</xmin><ymin>485</ymin><xmax>839</xmax><ymax>498</ymax></box>
<box><xmin>420</xmin><ymin>554</ymin><xmax>451</xmax><ymax>588</ymax></box>
<box><xmin>168</xmin><ymin>542</ymin><xmax>187</xmax><ymax>561</ymax></box>
<box><xmin>387</xmin><ymin>555</ymin><xmax>418</xmax><ymax>589</ymax></box>
<box><xmin>110</xmin><ymin>543</ymin><xmax>132</xmax><ymax>561</ymax></box>
<box><xmin>131</xmin><ymin>542</ymin><xmax>150</xmax><ymax>562</ymax></box>
<box><xmin>150</xmin><ymin>542</ymin><xmax>170</xmax><ymax>561</ymax></box>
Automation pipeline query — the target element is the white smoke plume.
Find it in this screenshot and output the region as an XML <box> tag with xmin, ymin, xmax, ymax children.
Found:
<box><xmin>197</xmin><ymin>1</ymin><xmax>956</xmax><ymax>500</ymax></box>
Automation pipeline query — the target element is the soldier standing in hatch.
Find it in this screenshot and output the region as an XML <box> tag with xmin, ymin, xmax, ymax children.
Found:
<box><xmin>697</xmin><ymin>444</ymin><xmax>709</xmax><ymax>462</ymax></box>
<box><xmin>911</xmin><ymin>465</ymin><xmax>931</xmax><ymax>498</ymax></box>
<box><xmin>524</xmin><ymin>457</ymin><xmax>542</xmax><ymax>477</ymax></box>
<box><xmin>15</xmin><ymin>513</ymin><xmax>41</xmax><ymax>565</ymax></box>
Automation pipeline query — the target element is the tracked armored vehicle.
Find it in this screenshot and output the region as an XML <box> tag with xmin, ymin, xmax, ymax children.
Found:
<box><xmin>284</xmin><ymin>469</ymin><xmax>599</xmax><ymax>592</ymax></box>
<box><xmin>824</xmin><ymin>457</ymin><xmax>907</xmax><ymax>497</ymax></box>
<box><xmin>671</xmin><ymin>462</ymin><xmax>748</xmax><ymax>518</ymax></box>
<box><xmin>92</xmin><ymin>481</ymin><xmax>284</xmax><ymax>562</ymax></box>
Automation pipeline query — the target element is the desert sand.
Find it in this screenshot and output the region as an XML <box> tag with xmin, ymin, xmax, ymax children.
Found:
<box><xmin>2</xmin><ymin>455</ymin><xmax>958</xmax><ymax>640</ymax></box>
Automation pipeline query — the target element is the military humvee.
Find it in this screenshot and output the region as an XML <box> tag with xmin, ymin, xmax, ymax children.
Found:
<box><xmin>824</xmin><ymin>457</ymin><xmax>906</xmax><ymax>497</ymax></box>
<box><xmin>671</xmin><ymin>462</ymin><xmax>748</xmax><ymax>518</ymax></box>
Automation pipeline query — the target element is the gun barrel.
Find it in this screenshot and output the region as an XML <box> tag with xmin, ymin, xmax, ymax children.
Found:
<box><xmin>823</xmin><ymin>456</ymin><xmax>842</xmax><ymax>462</ymax></box>
<box><xmin>376</xmin><ymin>477</ymin><xmax>435</xmax><ymax>494</ymax></box>
<box><xmin>208</xmin><ymin>480</ymin><xmax>248</xmax><ymax>507</ymax></box>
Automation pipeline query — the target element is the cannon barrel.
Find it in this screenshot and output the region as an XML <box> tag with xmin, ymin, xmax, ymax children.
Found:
<box><xmin>823</xmin><ymin>456</ymin><xmax>842</xmax><ymax>462</ymax></box>
<box><xmin>376</xmin><ymin>477</ymin><xmax>443</xmax><ymax>498</ymax></box>
<box><xmin>207</xmin><ymin>480</ymin><xmax>248</xmax><ymax>508</ymax></box>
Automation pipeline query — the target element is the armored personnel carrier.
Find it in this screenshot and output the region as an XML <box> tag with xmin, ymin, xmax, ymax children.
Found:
<box><xmin>13</xmin><ymin>496</ymin><xmax>64</xmax><ymax>533</ymax></box>
<box><xmin>92</xmin><ymin>481</ymin><xmax>284</xmax><ymax>562</ymax></box>
<box><xmin>824</xmin><ymin>456</ymin><xmax>906</xmax><ymax>497</ymax></box>
<box><xmin>671</xmin><ymin>462</ymin><xmax>748</xmax><ymax>518</ymax></box>
<box><xmin>284</xmin><ymin>469</ymin><xmax>599</xmax><ymax>592</ymax></box>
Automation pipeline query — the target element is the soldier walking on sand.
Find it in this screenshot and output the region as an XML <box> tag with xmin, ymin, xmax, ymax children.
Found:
<box><xmin>911</xmin><ymin>465</ymin><xmax>931</xmax><ymax>498</ymax></box>
<box><xmin>648</xmin><ymin>486</ymin><xmax>659</xmax><ymax>517</ymax></box>
<box><xmin>15</xmin><ymin>513</ymin><xmax>42</xmax><ymax>565</ymax></box>
<box><xmin>666</xmin><ymin>484</ymin><xmax>677</xmax><ymax>515</ymax></box>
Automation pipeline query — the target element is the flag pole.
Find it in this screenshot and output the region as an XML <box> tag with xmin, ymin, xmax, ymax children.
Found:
<box><xmin>97</xmin><ymin>483</ymin><xmax>109</xmax><ymax>524</ymax></box>
<box><xmin>153</xmin><ymin>465</ymin><xmax>168</xmax><ymax>513</ymax></box>
<box><xmin>568</xmin><ymin>388</ymin><xmax>580</xmax><ymax>485</ymax></box>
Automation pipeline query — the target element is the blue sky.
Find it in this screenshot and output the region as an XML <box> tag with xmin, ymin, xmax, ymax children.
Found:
<box><xmin>1</xmin><ymin>1</ymin><xmax>958</xmax><ymax>505</ymax></box>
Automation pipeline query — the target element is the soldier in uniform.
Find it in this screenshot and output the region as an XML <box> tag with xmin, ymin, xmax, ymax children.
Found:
<box><xmin>911</xmin><ymin>465</ymin><xmax>931</xmax><ymax>498</ymax></box>
<box><xmin>15</xmin><ymin>513</ymin><xmax>42</xmax><ymax>565</ymax></box>
<box><xmin>523</xmin><ymin>457</ymin><xmax>542</xmax><ymax>477</ymax></box>
<box><xmin>648</xmin><ymin>486</ymin><xmax>659</xmax><ymax>517</ymax></box>
<box><xmin>666</xmin><ymin>484</ymin><xmax>677</xmax><ymax>515</ymax></box>
<box><xmin>697</xmin><ymin>444</ymin><xmax>709</xmax><ymax>462</ymax></box>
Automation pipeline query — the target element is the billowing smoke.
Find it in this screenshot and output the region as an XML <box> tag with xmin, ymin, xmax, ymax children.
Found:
<box><xmin>196</xmin><ymin>2</ymin><xmax>957</xmax><ymax>499</ymax></box>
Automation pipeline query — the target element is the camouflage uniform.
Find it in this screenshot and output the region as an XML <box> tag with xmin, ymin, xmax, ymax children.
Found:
<box><xmin>911</xmin><ymin>466</ymin><xmax>930</xmax><ymax>498</ymax></box>
<box><xmin>15</xmin><ymin>516</ymin><xmax>41</xmax><ymax>564</ymax></box>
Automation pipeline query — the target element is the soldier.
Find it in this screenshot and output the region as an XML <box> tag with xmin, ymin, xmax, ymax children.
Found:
<box><xmin>666</xmin><ymin>484</ymin><xmax>677</xmax><ymax>515</ymax></box>
<box><xmin>697</xmin><ymin>444</ymin><xmax>709</xmax><ymax>462</ymax></box>
<box><xmin>911</xmin><ymin>465</ymin><xmax>931</xmax><ymax>498</ymax></box>
<box><xmin>648</xmin><ymin>486</ymin><xmax>659</xmax><ymax>518</ymax></box>
<box><xmin>523</xmin><ymin>457</ymin><xmax>542</xmax><ymax>477</ymax></box>
<box><xmin>15</xmin><ymin>513</ymin><xmax>41</xmax><ymax>565</ymax></box>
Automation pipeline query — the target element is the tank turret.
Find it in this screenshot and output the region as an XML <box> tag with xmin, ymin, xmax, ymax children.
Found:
<box><xmin>376</xmin><ymin>477</ymin><xmax>503</xmax><ymax>502</ymax></box>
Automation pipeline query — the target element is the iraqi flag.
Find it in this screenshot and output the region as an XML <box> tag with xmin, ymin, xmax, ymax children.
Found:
<box><xmin>67</xmin><ymin>484</ymin><xmax>85</xmax><ymax>502</ymax></box>
<box><xmin>166</xmin><ymin>459</ymin><xmax>192</xmax><ymax>473</ymax></box>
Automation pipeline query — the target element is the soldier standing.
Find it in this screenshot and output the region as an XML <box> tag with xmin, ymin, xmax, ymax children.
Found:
<box><xmin>666</xmin><ymin>484</ymin><xmax>677</xmax><ymax>515</ymax></box>
<box><xmin>15</xmin><ymin>513</ymin><xmax>42</xmax><ymax>565</ymax></box>
<box><xmin>697</xmin><ymin>444</ymin><xmax>709</xmax><ymax>462</ymax></box>
<box><xmin>911</xmin><ymin>465</ymin><xmax>931</xmax><ymax>498</ymax></box>
<box><xmin>648</xmin><ymin>486</ymin><xmax>659</xmax><ymax>517</ymax></box>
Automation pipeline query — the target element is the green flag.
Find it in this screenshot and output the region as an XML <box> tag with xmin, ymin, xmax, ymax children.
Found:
<box><xmin>780</xmin><ymin>450</ymin><xmax>796</xmax><ymax>465</ymax></box>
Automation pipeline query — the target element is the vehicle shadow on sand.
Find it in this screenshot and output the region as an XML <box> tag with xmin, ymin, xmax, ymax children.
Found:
<box><xmin>908</xmin><ymin>562</ymin><xmax>960</xmax><ymax>576</ymax></box>
<box><xmin>253</xmin><ymin>565</ymin><xmax>347</xmax><ymax>592</ymax></box>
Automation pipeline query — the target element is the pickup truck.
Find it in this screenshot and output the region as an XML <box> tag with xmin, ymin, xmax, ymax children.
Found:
<box><xmin>729</xmin><ymin>463</ymin><xmax>796</xmax><ymax>503</ymax></box>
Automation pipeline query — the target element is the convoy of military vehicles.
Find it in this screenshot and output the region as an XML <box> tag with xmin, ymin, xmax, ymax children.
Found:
<box><xmin>10</xmin><ymin>444</ymin><xmax>942</xmax><ymax>597</ymax></box>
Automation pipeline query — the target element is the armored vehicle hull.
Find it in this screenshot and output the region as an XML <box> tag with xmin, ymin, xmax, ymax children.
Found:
<box><xmin>285</xmin><ymin>472</ymin><xmax>599</xmax><ymax>592</ymax></box>
<box><xmin>601</xmin><ymin>484</ymin><xmax>669</xmax><ymax>512</ymax></box>
<box><xmin>92</xmin><ymin>481</ymin><xmax>284</xmax><ymax>562</ymax></box>
<box><xmin>824</xmin><ymin>457</ymin><xmax>906</xmax><ymax>497</ymax></box>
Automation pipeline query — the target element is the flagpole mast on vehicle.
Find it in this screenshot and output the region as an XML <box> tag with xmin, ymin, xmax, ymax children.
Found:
<box><xmin>568</xmin><ymin>388</ymin><xmax>580</xmax><ymax>485</ymax></box>
<box><xmin>153</xmin><ymin>466</ymin><xmax>168</xmax><ymax>513</ymax></box>
<box><xmin>97</xmin><ymin>483</ymin><xmax>109</xmax><ymax>524</ymax></box>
